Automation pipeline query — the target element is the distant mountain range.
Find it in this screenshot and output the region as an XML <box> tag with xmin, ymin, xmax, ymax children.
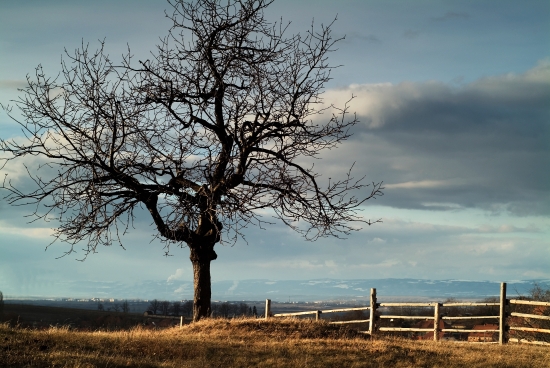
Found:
<box><xmin>210</xmin><ymin>278</ymin><xmax>550</xmax><ymax>302</ymax></box>
<box><xmin>8</xmin><ymin>278</ymin><xmax>550</xmax><ymax>302</ymax></box>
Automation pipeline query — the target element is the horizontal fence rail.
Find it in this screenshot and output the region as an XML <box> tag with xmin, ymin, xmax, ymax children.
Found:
<box><xmin>378</xmin><ymin>302</ymin><xmax>436</xmax><ymax>307</ymax></box>
<box><xmin>441</xmin><ymin>329</ymin><xmax>498</xmax><ymax>333</ymax></box>
<box><xmin>322</xmin><ymin>307</ymin><xmax>370</xmax><ymax>313</ymax></box>
<box><xmin>378</xmin><ymin>327</ymin><xmax>432</xmax><ymax>332</ymax></box>
<box><xmin>379</xmin><ymin>315</ymin><xmax>434</xmax><ymax>320</ymax></box>
<box><xmin>273</xmin><ymin>311</ymin><xmax>319</xmax><ymax>317</ymax></box>
<box><xmin>509</xmin><ymin>327</ymin><xmax>550</xmax><ymax>334</ymax></box>
<box><xmin>264</xmin><ymin>282</ymin><xmax>550</xmax><ymax>346</ymax></box>
<box><xmin>442</xmin><ymin>302</ymin><xmax>500</xmax><ymax>307</ymax></box>
<box><xmin>329</xmin><ymin>319</ymin><xmax>370</xmax><ymax>325</ymax></box>
<box><xmin>510</xmin><ymin>312</ymin><xmax>550</xmax><ymax>321</ymax></box>
<box><xmin>509</xmin><ymin>300</ymin><xmax>550</xmax><ymax>307</ymax></box>
<box><xmin>441</xmin><ymin>316</ymin><xmax>499</xmax><ymax>320</ymax></box>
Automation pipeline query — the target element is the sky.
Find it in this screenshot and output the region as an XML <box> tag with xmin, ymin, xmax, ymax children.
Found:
<box><xmin>0</xmin><ymin>0</ymin><xmax>549</xmax><ymax>300</ymax></box>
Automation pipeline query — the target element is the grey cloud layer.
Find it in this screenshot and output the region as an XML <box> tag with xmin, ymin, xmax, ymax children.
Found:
<box><xmin>319</xmin><ymin>61</ymin><xmax>550</xmax><ymax>215</ymax></box>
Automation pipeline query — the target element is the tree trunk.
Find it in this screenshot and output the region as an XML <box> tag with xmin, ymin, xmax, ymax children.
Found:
<box><xmin>189</xmin><ymin>242</ymin><xmax>217</xmax><ymax>322</ymax></box>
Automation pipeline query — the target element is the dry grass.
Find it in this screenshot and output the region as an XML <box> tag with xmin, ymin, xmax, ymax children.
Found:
<box><xmin>1</xmin><ymin>318</ymin><xmax>549</xmax><ymax>367</ymax></box>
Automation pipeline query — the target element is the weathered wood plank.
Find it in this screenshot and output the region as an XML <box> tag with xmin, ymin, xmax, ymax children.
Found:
<box><xmin>274</xmin><ymin>311</ymin><xmax>318</xmax><ymax>317</ymax></box>
<box><xmin>434</xmin><ymin>302</ymin><xmax>441</xmax><ymax>341</ymax></box>
<box><xmin>379</xmin><ymin>315</ymin><xmax>434</xmax><ymax>320</ymax></box>
<box><xmin>441</xmin><ymin>316</ymin><xmax>499</xmax><ymax>320</ymax></box>
<box><xmin>509</xmin><ymin>299</ymin><xmax>550</xmax><ymax>307</ymax></box>
<box><xmin>144</xmin><ymin>314</ymin><xmax>183</xmax><ymax>320</ymax></box>
<box><xmin>322</xmin><ymin>307</ymin><xmax>370</xmax><ymax>313</ymax></box>
<box><xmin>509</xmin><ymin>326</ymin><xmax>550</xmax><ymax>334</ymax></box>
<box><xmin>329</xmin><ymin>320</ymin><xmax>370</xmax><ymax>325</ymax></box>
<box><xmin>378</xmin><ymin>327</ymin><xmax>433</xmax><ymax>332</ymax></box>
<box><xmin>442</xmin><ymin>302</ymin><xmax>500</xmax><ymax>307</ymax></box>
<box><xmin>510</xmin><ymin>312</ymin><xmax>550</xmax><ymax>321</ymax></box>
<box><xmin>265</xmin><ymin>299</ymin><xmax>271</xmax><ymax>319</ymax></box>
<box><xmin>499</xmin><ymin>282</ymin><xmax>507</xmax><ymax>345</ymax></box>
<box><xmin>441</xmin><ymin>329</ymin><xmax>498</xmax><ymax>333</ymax></box>
<box><xmin>378</xmin><ymin>302</ymin><xmax>435</xmax><ymax>307</ymax></box>
<box><xmin>369</xmin><ymin>288</ymin><xmax>377</xmax><ymax>335</ymax></box>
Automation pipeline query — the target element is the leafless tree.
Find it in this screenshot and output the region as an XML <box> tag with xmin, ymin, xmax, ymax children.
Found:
<box><xmin>160</xmin><ymin>300</ymin><xmax>171</xmax><ymax>316</ymax></box>
<box><xmin>121</xmin><ymin>299</ymin><xmax>130</xmax><ymax>314</ymax></box>
<box><xmin>182</xmin><ymin>300</ymin><xmax>193</xmax><ymax>317</ymax></box>
<box><xmin>148</xmin><ymin>299</ymin><xmax>161</xmax><ymax>315</ymax></box>
<box><xmin>216</xmin><ymin>302</ymin><xmax>231</xmax><ymax>318</ymax></box>
<box><xmin>0</xmin><ymin>0</ymin><xmax>382</xmax><ymax>321</ymax></box>
<box><xmin>171</xmin><ymin>301</ymin><xmax>182</xmax><ymax>316</ymax></box>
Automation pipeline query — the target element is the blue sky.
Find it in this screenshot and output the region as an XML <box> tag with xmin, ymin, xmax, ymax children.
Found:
<box><xmin>0</xmin><ymin>0</ymin><xmax>549</xmax><ymax>299</ymax></box>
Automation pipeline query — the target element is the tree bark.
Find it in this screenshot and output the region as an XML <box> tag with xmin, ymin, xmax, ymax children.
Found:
<box><xmin>189</xmin><ymin>242</ymin><xmax>217</xmax><ymax>322</ymax></box>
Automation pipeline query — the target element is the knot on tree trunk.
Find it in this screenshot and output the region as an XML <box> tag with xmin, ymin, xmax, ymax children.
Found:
<box><xmin>189</xmin><ymin>243</ymin><xmax>217</xmax><ymax>263</ymax></box>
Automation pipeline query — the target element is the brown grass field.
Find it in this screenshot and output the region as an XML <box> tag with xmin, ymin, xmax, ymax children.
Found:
<box><xmin>1</xmin><ymin>317</ymin><xmax>550</xmax><ymax>368</ymax></box>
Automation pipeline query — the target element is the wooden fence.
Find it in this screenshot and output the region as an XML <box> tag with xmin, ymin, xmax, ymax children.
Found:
<box><xmin>143</xmin><ymin>312</ymin><xmax>185</xmax><ymax>328</ymax></box>
<box><xmin>264</xmin><ymin>283</ymin><xmax>550</xmax><ymax>346</ymax></box>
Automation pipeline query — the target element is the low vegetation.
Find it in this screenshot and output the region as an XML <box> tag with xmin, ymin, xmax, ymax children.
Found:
<box><xmin>2</xmin><ymin>318</ymin><xmax>549</xmax><ymax>367</ymax></box>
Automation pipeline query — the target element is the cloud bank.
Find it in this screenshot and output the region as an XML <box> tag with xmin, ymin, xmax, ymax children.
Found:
<box><xmin>319</xmin><ymin>60</ymin><xmax>550</xmax><ymax>216</ymax></box>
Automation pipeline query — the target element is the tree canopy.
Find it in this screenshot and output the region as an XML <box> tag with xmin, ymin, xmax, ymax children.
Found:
<box><xmin>1</xmin><ymin>0</ymin><xmax>382</xmax><ymax>321</ymax></box>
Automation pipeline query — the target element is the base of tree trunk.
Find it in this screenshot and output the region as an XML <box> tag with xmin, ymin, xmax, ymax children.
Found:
<box><xmin>190</xmin><ymin>244</ymin><xmax>217</xmax><ymax>322</ymax></box>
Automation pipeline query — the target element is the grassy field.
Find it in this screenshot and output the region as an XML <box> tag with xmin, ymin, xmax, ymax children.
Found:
<box><xmin>1</xmin><ymin>303</ymin><xmax>157</xmax><ymax>331</ymax></box>
<box><xmin>1</xmin><ymin>318</ymin><xmax>549</xmax><ymax>368</ymax></box>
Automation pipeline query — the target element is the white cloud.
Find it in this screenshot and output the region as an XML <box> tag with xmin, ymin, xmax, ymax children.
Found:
<box><xmin>167</xmin><ymin>268</ymin><xmax>186</xmax><ymax>282</ymax></box>
<box><xmin>174</xmin><ymin>283</ymin><xmax>191</xmax><ymax>294</ymax></box>
<box><xmin>385</xmin><ymin>180</ymin><xmax>452</xmax><ymax>189</ymax></box>
<box><xmin>0</xmin><ymin>221</ymin><xmax>54</xmax><ymax>239</ymax></box>
<box><xmin>227</xmin><ymin>280</ymin><xmax>239</xmax><ymax>294</ymax></box>
<box><xmin>0</xmin><ymin>80</ymin><xmax>27</xmax><ymax>90</ymax></box>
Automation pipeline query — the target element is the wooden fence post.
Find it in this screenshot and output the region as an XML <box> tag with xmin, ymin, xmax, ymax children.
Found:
<box><xmin>265</xmin><ymin>299</ymin><xmax>271</xmax><ymax>319</ymax></box>
<box><xmin>499</xmin><ymin>282</ymin><xmax>507</xmax><ymax>345</ymax></box>
<box><xmin>369</xmin><ymin>288</ymin><xmax>377</xmax><ymax>335</ymax></box>
<box><xmin>180</xmin><ymin>316</ymin><xmax>183</xmax><ymax>329</ymax></box>
<box><xmin>434</xmin><ymin>303</ymin><xmax>441</xmax><ymax>342</ymax></box>
<box><xmin>315</xmin><ymin>310</ymin><xmax>321</xmax><ymax>321</ymax></box>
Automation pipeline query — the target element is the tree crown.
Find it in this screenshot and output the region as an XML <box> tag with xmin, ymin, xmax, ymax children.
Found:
<box><xmin>0</xmin><ymin>0</ymin><xmax>382</xmax><ymax>257</ymax></box>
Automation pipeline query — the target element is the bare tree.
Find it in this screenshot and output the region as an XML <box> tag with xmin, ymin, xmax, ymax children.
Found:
<box><xmin>121</xmin><ymin>300</ymin><xmax>130</xmax><ymax>314</ymax></box>
<box><xmin>112</xmin><ymin>303</ymin><xmax>121</xmax><ymax>313</ymax></box>
<box><xmin>182</xmin><ymin>300</ymin><xmax>193</xmax><ymax>317</ymax></box>
<box><xmin>148</xmin><ymin>299</ymin><xmax>161</xmax><ymax>315</ymax></box>
<box><xmin>171</xmin><ymin>301</ymin><xmax>182</xmax><ymax>316</ymax></box>
<box><xmin>0</xmin><ymin>0</ymin><xmax>382</xmax><ymax>321</ymax></box>
<box><xmin>160</xmin><ymin>300</ymin><xmax>171</xmax><ymax>316</ymax></box>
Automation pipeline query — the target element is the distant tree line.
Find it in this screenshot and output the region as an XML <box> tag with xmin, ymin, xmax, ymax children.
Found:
<box><xmin>97</xmin><ymin>300</ymin><xmax>130</xmax><ymax>314</ymax></box>
<box><xmin>146</xmin><ymin>299</ymin><xmax>258</xmax><ymax>318</ymax></box>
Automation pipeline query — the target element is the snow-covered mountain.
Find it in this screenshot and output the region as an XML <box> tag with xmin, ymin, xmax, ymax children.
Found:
<box><xmin>8</xmin><ymin>278</ymin><xmax>549</xmax><ymax>302</ymax></box>
<box><xmin>209</xmin><ymin>278</ymin><xmax>549</xmax><ymax>302</ymax></box>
